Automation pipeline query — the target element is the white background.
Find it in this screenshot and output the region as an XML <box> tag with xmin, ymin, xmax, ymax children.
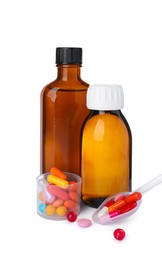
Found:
<box><xmin>0</xmin><ymin>0</ymin><xmax>162</xmax><ymax>259</ymax></box>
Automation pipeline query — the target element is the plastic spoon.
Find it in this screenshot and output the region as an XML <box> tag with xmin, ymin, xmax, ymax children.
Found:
<box><xmin>92</xmin><ymin>174</ymin><xmax>162</xmax><ymax>224</ymax></box>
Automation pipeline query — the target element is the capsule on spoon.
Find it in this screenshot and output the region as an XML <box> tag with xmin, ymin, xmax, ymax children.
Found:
<box><xmin>92</xmin><ymin>174</ymin><xmax>162</xmax><ymax>224</ymax></box>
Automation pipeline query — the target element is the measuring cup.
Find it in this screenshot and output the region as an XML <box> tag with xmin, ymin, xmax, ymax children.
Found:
<box><xmin>92</xmin><ymin>174</ymin><xmax>162</xmax><ymax>224</ymax></box>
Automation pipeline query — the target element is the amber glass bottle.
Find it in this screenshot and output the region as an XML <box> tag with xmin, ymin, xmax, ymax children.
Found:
<box><xmin>40</xmin><ymin>48</ymin><xmax>89</xmax><ymax>175</ymax></box>
<box><xmin>81</xmin><ymin>84</ymin><xmax>132</xmax><ymax>208</ymax></box>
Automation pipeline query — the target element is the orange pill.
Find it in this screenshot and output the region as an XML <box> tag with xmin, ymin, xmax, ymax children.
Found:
<box><xmin>53</xmin><ymin>199</ymin><xmax>64</xmax><ymax>207</ymax></box>
<box><xmin>50</xmin><ymin>167</ymin><xmax>67</xmax><ymax>180</ymax></box>
<box><xmin>125</xmin><ymin>192</ymin><xmax>142</xmax><ymax>204</ymax></box>
<box><xmin>68</xmin><ymin>181</ymin><xmax>78</xmax><ymax>192</ymax></box>
<box><xmin>38</xmin><ymin>192</ymin><xmax>43</xmax><ymax>201</ymax></box>
<box><xmin>108</xmin><ymin>200</ymin><xmax>126</xmax><ymax>213</ymax></box>
<box><xmin>64</xmin><ymin>200</ymin><xmax>78</xmax><ymax>211</ymax></box>
<box><xmin>69</xmin><ymin>181</ymin><xmax>76</xmax><ymax>184</ymax></box>
<box><xmin>69</xmin><ymin>191</ymin><xmax>78</xmax><ymax>202</ymax></box>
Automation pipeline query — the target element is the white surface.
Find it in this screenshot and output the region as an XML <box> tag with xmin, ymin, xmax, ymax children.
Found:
<box><xmin>0</xmin><ymin>0</ymin><xmax>162</xmax><ymax>259</ymax></box>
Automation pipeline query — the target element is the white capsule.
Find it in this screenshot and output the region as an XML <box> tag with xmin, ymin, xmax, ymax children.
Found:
<box><xmin>98</xmin><ymin>206</ymin><xmax>108</xmax><ymax>217</ymax></box>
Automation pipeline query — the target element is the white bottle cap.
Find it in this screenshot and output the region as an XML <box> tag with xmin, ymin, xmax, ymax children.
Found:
<box><xmin>87</xmin><ymin>84</ymin><xmax>124</xmax><ymax>110</ymax></box>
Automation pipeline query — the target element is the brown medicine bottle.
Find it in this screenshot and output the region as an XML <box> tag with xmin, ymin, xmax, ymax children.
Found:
<box><xmin>81</xmin><ymin>84</ymin><xmax>132</xmax><ymax>207</ymax></box>
<box><xmin>40</xmin><ymin>48</ymin><xmax>89</xmax><ymax>175</ymax></box>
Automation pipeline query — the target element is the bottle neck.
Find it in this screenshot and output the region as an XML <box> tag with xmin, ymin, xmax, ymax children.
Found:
<box><xmin>89</xmin><ymin>110</ymin><xmax>122</xmax><ymax>116</ymax></box>
<box><xmin>56</xmin><ymin>64</ymin><xmax>81</xmax><ymax>81</ymax></box>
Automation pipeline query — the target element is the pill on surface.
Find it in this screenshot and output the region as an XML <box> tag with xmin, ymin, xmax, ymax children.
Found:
<box><xmin>66</xmin><ymin>211</ymin><xmax>77</xmax><ymax>222</ymax></box>
<box><xmin>114</xmin><ymin>193</ymin><xmax>126</xmax><ymax>202</ymax></box>
<box><xmin>113</xmin><ymin>228</ymin><xmax>126</xmax><ymax>240</ymax></box>
<box><xmin>108</xmin><ymin>200</ymin><xmax>126</xmax><ymax>213</ymax></box>
<box><xmin>78</xmin><ymin>218</ymin><xmax>92</xmax><ymax>228</ymax></box>
<box><xmin>56</xmin><ymin>206</ymin><xmax>67</xmax><ymax>216</ymax></box>
<box><xmin>45</xmin><ymin>205</ymin><xmax>56</xmax><ymax>216</ymax></box>
<box><xmin>125</xmin><ymin>192</ymin><xmax>142</xmax><ymax>204</ymax></box>
<box><xmin>118</xmin><ymin>201</ymin><xmax>137</xmax><ymax>214</ymax></box>
<box><xmin>47</xmin><ymin>174</ymin><xmax>69</xmax><ymax>189</ymax></box>
<box><xmin>50</xmin><ymin>167</ymin><xmax>67</xmax><ymax>180</ymax></box>
<box><xmin>64</xmin><ymin>200</ymin><xmax>77</xmax><ymax>211</ymax></box>
<box><xmin>47</xmin><ymin>184</ymin><xmax>69</xmax><ymax>200</ymax></box>
<box><xmin>53</xmin><ymin>199</ymin><xmax>64</xmax><ymax>207</ymax></box>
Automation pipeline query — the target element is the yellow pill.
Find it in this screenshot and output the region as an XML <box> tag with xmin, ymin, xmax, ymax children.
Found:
<box><xmin>56</xmin><ymin>206</ymin><xmax>67</xmax><ymax>216</ymax></box>
<box><xmin>45</xmin><ymin>205</ymin><xmax>56</xmax><ymax>216</ymax></box>
<box><xmin>47</xmin><ymin>174</ymin><xmax>69</xmax><ymax>189</ymax></box>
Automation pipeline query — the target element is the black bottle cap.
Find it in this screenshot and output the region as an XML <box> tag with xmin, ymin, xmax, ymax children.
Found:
<box><xmin>56</xmin><ymin>47</ymin><xmax>82</xmax><ymax>65</ymax></box>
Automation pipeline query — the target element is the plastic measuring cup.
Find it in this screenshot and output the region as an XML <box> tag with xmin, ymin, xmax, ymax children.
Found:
<box><xmin>92</xmin><ymin>174</ymin><xmax>162</xmax><ymax>224</ymax></box>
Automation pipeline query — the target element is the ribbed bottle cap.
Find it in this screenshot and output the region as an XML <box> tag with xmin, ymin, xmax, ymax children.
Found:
<box><xmin>87</xmin><ymin>84</ymin><xmax>124</xmax><ymax>110</ymax></box>
<box><xmin>56</xmin><ymin>48</ymin><xmax>82</xmax><ymax>64</ymax></box>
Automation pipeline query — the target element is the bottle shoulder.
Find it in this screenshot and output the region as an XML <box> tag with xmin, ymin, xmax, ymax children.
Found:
<box><xmin>83</xmin><ymin>111</ymin><xmax>131</xmax><ymax>136</ymax></box>
<box><xmin>41</xmin><ymin>78</ymin><xmax>89</xmax><ymax>95</ymax></box>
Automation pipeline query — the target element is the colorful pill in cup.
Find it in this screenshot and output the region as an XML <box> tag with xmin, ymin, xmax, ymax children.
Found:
<box><xmin>37</xmin><ymin>169</ymin><xmax>81</xmax><ymax>220</ymax></box>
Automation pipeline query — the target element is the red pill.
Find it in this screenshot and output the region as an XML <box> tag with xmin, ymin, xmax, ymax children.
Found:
<box><xmin>119</xmin><ymin>201</ymin><xmax>137</xmax><ymax>214</ymax></box>
<box><xmin>105</xmin><ymin>199</ymin><xmax>114</xmax><ymax>207</ymax></box>
<box><xmin>113</xmin><ymin>228</ymin><xmax>126</xmax><ymax>240</ymax></box>
<box><xmin>66</xmin><ymin>211</ymin><xmax>77</xmax><ymax>222</ymax></box>
<box><xmin>125</xmin><ymin>192</ymin><xmax>142</xmax><ymax>204</ymax></box>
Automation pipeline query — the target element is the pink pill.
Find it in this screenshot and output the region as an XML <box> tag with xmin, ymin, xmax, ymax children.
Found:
<box><xmin>109</xmin><ymin>210</ymin><xmax>119</xmax><ymax>218</ymax></box>
<box><xmin>77</xmin><ymin>218</ymin><xmax>92</xmax><ymax>228</ymax></box>
<box><xmin>41</xmin><ymin>188</ymin><xmax>56</xmax><ymax>204</ymax></box>
<box><xmin>47</xmin><ymin>184</ymin><xmax>69</xmax><ymax>200</ymax></box>
<box><xmin>43</xmin><ymin>194</ymin><xmax>56</xmax><ymax>204</ymax></box>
